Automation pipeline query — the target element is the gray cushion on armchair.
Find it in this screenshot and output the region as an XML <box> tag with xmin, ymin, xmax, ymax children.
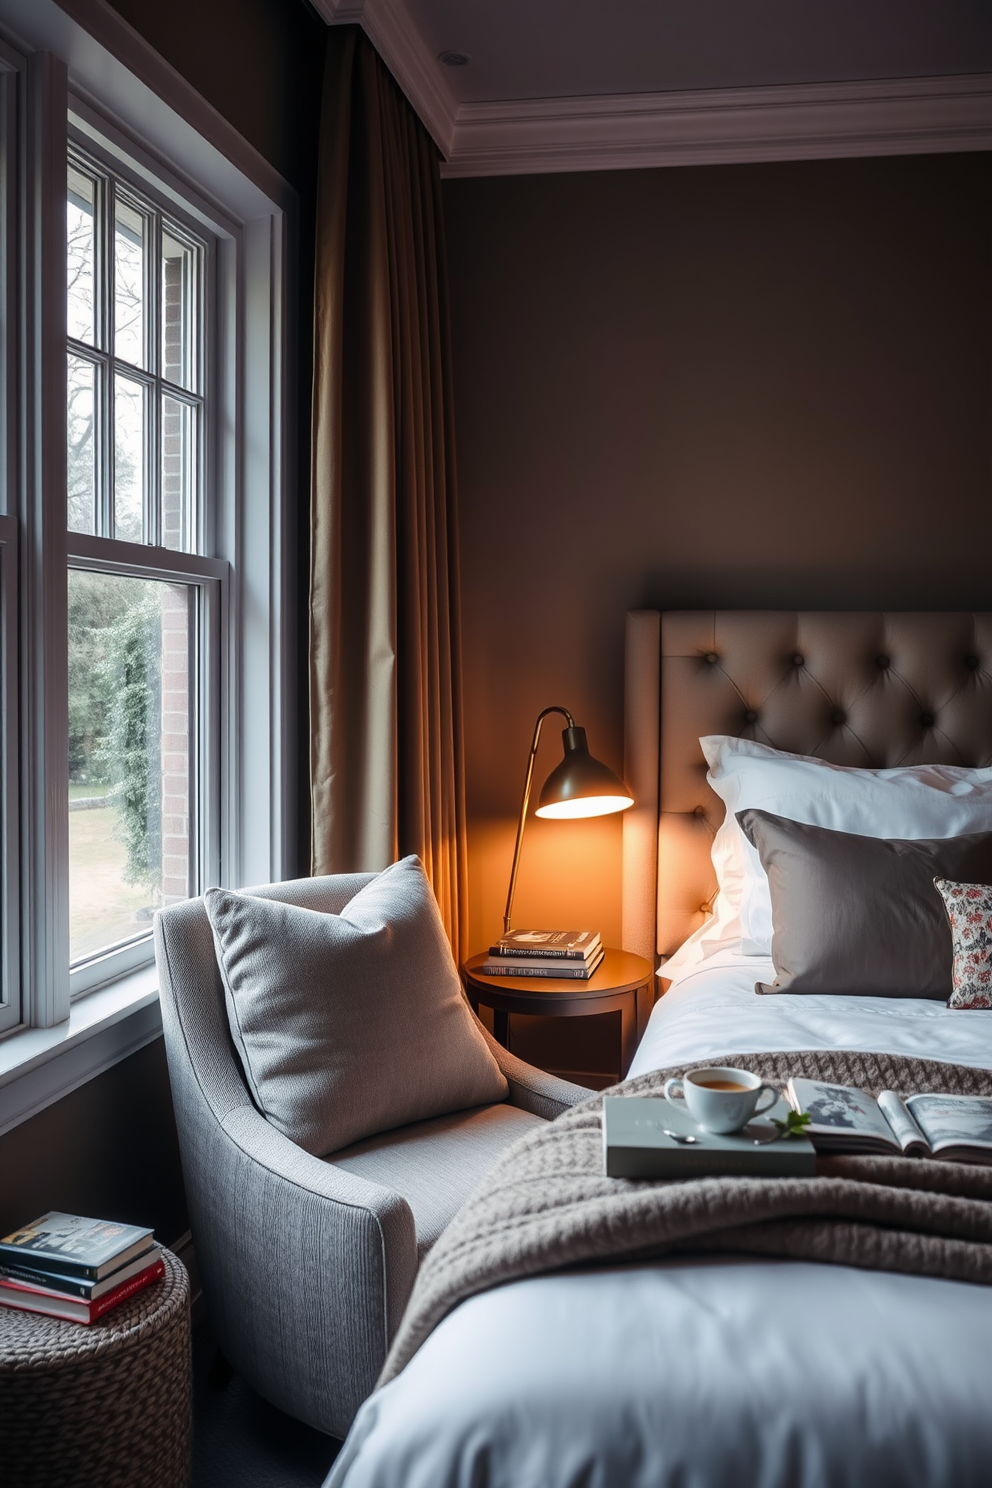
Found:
<box><xmin>330</xmin><ymin>1103</ymin><xmax>542</xmax><ymax>1260</ymax></box>
<box><xmin>154</xmin><ymin>870</ymin><xmax>592</xmax><ymax>1439</ymax></box>
<box><xmin>204</xmin><ymin>857</ymin><xmax>508</xmax><ymax>1154</ymax></box>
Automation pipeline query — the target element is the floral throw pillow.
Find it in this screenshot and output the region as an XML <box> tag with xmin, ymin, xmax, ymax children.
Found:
<box><xmin>934</xmin><ymin>877</ymin><xmax>992</xmax><ymax>1010</ymax></box>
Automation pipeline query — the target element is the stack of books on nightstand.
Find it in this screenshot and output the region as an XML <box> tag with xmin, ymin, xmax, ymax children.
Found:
<box><xmin>480</xmin><ymin>929</ymin><xmax>604</xmax><ymax>979</ymax></box>
<box><xmin>0</xmin><ymin>1211</ymin><xmax>164</xmax><ymax>1324</ymax></box>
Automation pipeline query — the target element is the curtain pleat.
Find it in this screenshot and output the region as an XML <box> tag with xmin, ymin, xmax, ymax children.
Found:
<box><xmin>310</xmin><ymin>30</ymin><xmax>469</xmax><ymax>962</ymax></box>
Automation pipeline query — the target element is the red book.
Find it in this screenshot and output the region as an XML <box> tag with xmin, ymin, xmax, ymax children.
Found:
<box><xmin>0</xmin><ymin>1256</ymin><xmax>165</xmax><ymax>1324</ymax></box>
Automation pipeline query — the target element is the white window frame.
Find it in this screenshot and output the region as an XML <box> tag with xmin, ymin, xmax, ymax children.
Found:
<box><xmin>0</xmin><ymin>0</ymin><xmax>296</xmax><ymax>1135</ymax></box>
<box><xmin>62</xmin><ymin>119</ymin><xmax>225</xmax><ymax>1001</ymax></box>
<box><xmin>0</xmin><ymin>521</ymin><xmax>18</xmax><ymax>1038</ymax></box>
<box><xmin>0</xmin><ymin>39</ymin><xmax>20</xmax><ymax>1038</ymax></box>
<box><xmin>66</xmin><ymin>133</ymin><xmax>210</xmax><ymax>552</ymax></box>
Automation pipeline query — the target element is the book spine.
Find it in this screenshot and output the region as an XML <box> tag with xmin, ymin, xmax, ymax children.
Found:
<box><xmin>480</xmin><ymin>962</ymin><xmax>597</xmax><ymax>979</ymax></box>
<box><xmin>486</xmin><ymin>946</ymin><xmax>597</xmax><ymax>961</ymax></box>
<box><xmin>0</xmin><ymin>1262</ymin><xmax>92</xmax><ymax>1298</ymax></box>
<box><xmin>0</xmin><ymin>1251</ymin><xmax>101</xmax><ymax>1281</ymax></box>
<box><xmin>90</xmin><ymin>1259</ymin><xmax>165</xmax><ymax>1322</ymax></box>
<box><xmin>605</xmin><ymin>1147</ymin><xmax>816</xmax><ymax>1179</ymax></box>
<box><xmin>0</xmin><ymin>1290</ymin><xmax>87</xmax><ymax>1323</ymax></box>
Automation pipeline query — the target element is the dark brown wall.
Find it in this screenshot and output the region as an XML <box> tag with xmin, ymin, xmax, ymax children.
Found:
<box><xmin>107</xmin><ymin>0</ymin><xmax>325</xmax><ymax>193</ymax></box>
<box><xmin>445</xmin><ymin>154</ymin><xmax>992</xmax><ymax>1066</ymax></box>
<box><xmin>0</xmin><ymin>1039</ymin><xmax>188</xmax><ymax>1243</ymax></box>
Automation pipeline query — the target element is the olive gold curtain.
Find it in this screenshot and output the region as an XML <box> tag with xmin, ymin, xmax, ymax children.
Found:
<box><xmin>309</xmin><ymin>28</ymin><xmax>468</xmax><ymax>962</ymax></box>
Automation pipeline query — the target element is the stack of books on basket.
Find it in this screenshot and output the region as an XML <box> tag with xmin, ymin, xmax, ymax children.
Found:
<box><xmin>0</xmin><ymin>1211</ymin><xmax>163</xmax><ymax>1324</ymax></box>
<box><xmin>480</xmin><ymin>929</ymin><xmax>604</xmax><ymax>979</ymax></box>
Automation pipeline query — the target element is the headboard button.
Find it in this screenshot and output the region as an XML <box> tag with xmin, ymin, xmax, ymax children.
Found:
<box><xmin>743</xmin><ymin>708</ymin><xmax>758</xmax><ymax>725</ymax></box>
<box><xmin>920</xmin><ymin>711</ymin><xmax>935</xmax><ymax>729</ymax></box>
<box><xmin>831</xmin><ymin>707</ymin><xmax>847</xmax><ymax>726</ymax></box>
<box><xmin>693</xmin><ymin>805</ymin><xmax>707</xmax><ymax>818</ymax></box>
<box><xmin>876</xmin><ymin>654</ymin><xmax>890</xmax><ymax>670</ymax></box>
<box><xmin>792</xmin><ymin>653</ymin><xmax>804</xmax><ymax>668</ymax></box>
<box><xmin>965</xmin><ymin>654</ymin><xmax>980</xmax><ymax>670</ymax></box>
<box><xmin>704</xmin><ymin>652</ymin><xmax>719</xmax><ymax>665</ymax></box>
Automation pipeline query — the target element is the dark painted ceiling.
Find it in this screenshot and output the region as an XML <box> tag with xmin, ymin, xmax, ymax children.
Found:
<box><xmin>408</xmin><ymin>0</ymin><xmax>992</xmax><ymax>104</ymax></box>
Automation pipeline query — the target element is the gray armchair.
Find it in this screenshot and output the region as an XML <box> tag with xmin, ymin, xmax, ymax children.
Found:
<box><xmin>154</xmin><ymin>872</ymin><xmax>591</xmax><ymax>1439</ymax></box>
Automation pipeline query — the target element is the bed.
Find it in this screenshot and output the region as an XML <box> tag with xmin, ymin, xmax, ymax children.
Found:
<box><xmin>326</xmin><ymin>610</ymin><xmax>992</xmax><ymax>1488</ymax></box>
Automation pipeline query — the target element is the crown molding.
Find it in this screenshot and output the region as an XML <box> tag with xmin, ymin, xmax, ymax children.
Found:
<box><xmin>440</xmin><ymin>73</ymin><xmax>992</xmax><ymax>178</ymax></box>
<box><xmin>312</xmin><ymin>0</ymin><xmax>456</xmax><ymax>156</ymax></box>
<box><xmin>311</xmin><ymin>1</ymin><xmax>992</xmax><ymax>179</ymax></box>
<box><xmin>316</xmin><ymin>0</ymin><xmax>365</xmax><ymax>18</ymax></box>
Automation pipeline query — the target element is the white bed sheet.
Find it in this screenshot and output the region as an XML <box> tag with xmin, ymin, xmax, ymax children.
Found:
<box><xmin>326</xmin><ymin>963</ymin><xmax>992</xmax><ymax>1488</ymax></box>
<box><xmin>630</xmin><ymin>950</ymin><xmax>992</xmax><ymax>1079</ymax></box>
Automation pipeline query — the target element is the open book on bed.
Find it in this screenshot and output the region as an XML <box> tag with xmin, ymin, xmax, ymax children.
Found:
<box><xmin>787</xmin><ymin>1079</ymin><xmax>992</xmax><ymax>1164</ymax></box>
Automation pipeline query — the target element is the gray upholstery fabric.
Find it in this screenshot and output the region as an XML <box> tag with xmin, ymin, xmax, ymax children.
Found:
<box><xmin>479</xmin><ymin>1023</ymin><xmax>593</xmax><ymax>1121</ymax></box>
<box><xmin>205</xmin><ymin>857</ymin><xmax>507</xmax><ymax>1154</ymax></box>
<box><xmin>154</xmin><ymin>868</ymin><xmax>589</xmax><ymax>1439</ymax></box>
<box><xmin>738</xmin><ymin>809</ymin><xmax>992</xmax><ymax>998</ymax></box>
<box><xmin>330</xmin><ymin>1104</ymin><xmax>544</xmax><ymax>1259</ymax></box>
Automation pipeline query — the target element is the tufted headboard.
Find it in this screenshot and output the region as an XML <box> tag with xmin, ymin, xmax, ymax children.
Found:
<box><xmin>621</xmin><ymin>610</ymin><xmax>992</xmax><ymax>967</ymax></box>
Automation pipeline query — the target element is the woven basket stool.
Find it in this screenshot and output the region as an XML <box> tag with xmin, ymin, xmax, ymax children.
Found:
<box><xmin>0</xmin><ymin>1245</ymin><xmax>191</xmax><ymax>1488</ymax></box>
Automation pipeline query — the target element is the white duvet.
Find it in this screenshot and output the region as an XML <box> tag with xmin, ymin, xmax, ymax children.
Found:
<box><xmin>630</xmin><ymin>951</ymin><xmax>992</xmax><ymax>1078</ymax></box>
<box><xmin>326</xmin><ymin>962</ymin><xmax>992</xmax><ymax>1488</ymax></box>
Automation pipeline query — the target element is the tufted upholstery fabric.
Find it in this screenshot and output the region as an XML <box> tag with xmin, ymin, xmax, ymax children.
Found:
<box><xmin>622</xmin><ymin>612</ymin><xmax>992</xmax><ymax>962</ymax></box>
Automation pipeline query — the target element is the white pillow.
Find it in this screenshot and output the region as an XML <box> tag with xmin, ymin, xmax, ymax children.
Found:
<box><xmin>702</xmin><ymin>736</ymin><xmax>992</xmax><ymax>956</ymax></box>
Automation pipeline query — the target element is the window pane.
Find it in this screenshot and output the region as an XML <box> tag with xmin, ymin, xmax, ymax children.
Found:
<box><xmin>114</xmin><ymin>375</ymin><xmax>146</xmax><ymax>541</ymax></box>
<box><xmin>67</xmin><ymin>354</ymin><xmax>97</xmax><ymax>534</ymax></box>
<box><xmin>68</xmin><ymin>570</ymin><xmax>193</xmax><ymax>964</ymax></box>
<box><xmin>114</xmin><ymin>197</ymin><xmax>148</xmax><ymax>369</ymax></box>
<box><xmin>67</xmin><ymin>166</ymin><xmax>97</xmax><ymax>345</ymax></box>
<box><xmin>161</xmin><ymin>229</ymin><xmax>198</xmax><ymax>392</ymax></box>
<box><xmin>161</xmin><ymin>395</ymin><xmax>196</xmax><ymax>552</ymax></box>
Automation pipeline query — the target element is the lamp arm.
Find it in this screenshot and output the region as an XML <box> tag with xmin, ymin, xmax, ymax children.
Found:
<box><xmin>503</xmin><ymin>706</ymin><xmax>575</xmax><ymax>935</ymax></box>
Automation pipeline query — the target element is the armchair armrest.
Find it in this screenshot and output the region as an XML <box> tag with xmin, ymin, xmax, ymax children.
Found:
<box><xmin>479</xmin><ymin>1021</ymin><xmax>593</xmax><ymax>1120</ymax></box>
<box><xmin>187</xmin><ymin>1095</ymin><xmax>419</xmax><ymax>1437</ymax></box>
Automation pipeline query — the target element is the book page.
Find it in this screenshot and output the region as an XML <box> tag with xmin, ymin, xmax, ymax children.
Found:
<box><xmin>905</xmin><ymin>1095</ymin><xmax>992</xmax><ymax>1154</ymax></box>
<box><xmin>876</xmin><ymin>1091</ymin><xmax>929</xmax><ymax>1154</ymax></box>
<box><xmin>788</xmin><ymin>1079</ymin><xmax>896</xmax><ymax>1142</ymax></box>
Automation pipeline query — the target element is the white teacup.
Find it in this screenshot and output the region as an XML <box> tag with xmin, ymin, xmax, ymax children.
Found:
<box><xmin>663</xmin><ymin>1067</ymin><xmax>778</xmax><ymax>1135</ymax></box>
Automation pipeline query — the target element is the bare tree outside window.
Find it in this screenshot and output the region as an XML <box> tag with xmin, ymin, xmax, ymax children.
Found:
<box><xmin>67</xmin><ymin>167</ymin><xmax>98</xmax><ymax>534</ymax></box>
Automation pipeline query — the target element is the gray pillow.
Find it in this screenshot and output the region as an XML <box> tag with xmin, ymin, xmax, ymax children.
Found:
<box><xmin>204</xmin><ymin>856</ymin><xmax>507</xmax><ymax>1155</ymax></box>
<box><xmin>736</xmin><ymin>809</ymin><xmax>992</xmax><ymax>999</ymax></box>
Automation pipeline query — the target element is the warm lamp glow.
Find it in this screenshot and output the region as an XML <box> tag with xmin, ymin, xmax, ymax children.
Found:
<box><xmin>503</xmin><ymin>706</ymin><xmax>634</xmax><ymax>933</ymax></box>
<box><xmin>536</xmin><ymin>794</ymin><xmax>634</xmax><ymax>820</ymax></box>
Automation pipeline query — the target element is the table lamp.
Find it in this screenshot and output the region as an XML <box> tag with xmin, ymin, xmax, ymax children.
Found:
<box><xmin>503</xmin><ymin>706</ymin><xmax>634</xmax><ymax>934</ymax></box>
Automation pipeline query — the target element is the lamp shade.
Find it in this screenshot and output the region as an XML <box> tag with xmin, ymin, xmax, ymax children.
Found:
<box><xmin>535</xmin><ymin>726</ymin><xmax>634</xmax><ymax>820</ymax></box>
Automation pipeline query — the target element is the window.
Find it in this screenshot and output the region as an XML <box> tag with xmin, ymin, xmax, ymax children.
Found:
<box><xmin>0</xmin><ymin>40</ymin><xmax>19</xmax><ymax>1037</ymax></box>
<box><xmin>65</xmin><ymin>139</ymin><xmax>221</xmax><ymax>994</ymax></box>
<box><xmin>0</xmin><ymin>0</ymin><xmax>292</xmax><ymax>1130</ymax></box>
<box><xmin>67</xmin><ymin>151</ymin><xmax>204</xmax><ymax>549</ymax></box>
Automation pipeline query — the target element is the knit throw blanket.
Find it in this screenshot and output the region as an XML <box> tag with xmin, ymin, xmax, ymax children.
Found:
<box><xmin>379</xmin><ymin>1049</ymin><xmax>992</xmax><ymax>1386</ymax></box>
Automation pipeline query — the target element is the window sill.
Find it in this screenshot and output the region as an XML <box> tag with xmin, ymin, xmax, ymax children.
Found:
<box><xmin>0</xmin><ymin>967</ymin><xmax>162</xmax><ymax>1136</ymax></box>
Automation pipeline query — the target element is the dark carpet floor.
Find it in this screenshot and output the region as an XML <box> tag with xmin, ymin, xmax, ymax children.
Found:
<box><xmin>192</xmin><ymin>1322</ymin><xmax>341</xmax><ymax>1488</ymax></box>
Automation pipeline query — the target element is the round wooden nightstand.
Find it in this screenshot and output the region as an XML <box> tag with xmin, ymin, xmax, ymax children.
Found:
<box><xmin>462</xmin><ymin>948</ymin><xmax>654</xmax><ymax>1079</ymax></box>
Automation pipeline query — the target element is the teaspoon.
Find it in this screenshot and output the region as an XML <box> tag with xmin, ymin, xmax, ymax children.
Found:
<box><xmin>662</xmin><ymin>1129</ymin><xmax>700</xmax><ymax>1144</ymax></box>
